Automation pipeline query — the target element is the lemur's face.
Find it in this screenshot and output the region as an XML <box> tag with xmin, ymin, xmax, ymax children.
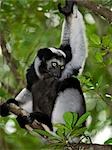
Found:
<box><xmin>35</xmin><ymin>48</ymin><xmax>66</xmax><ymax>79</ymax></box>
<box><xmin>46</xmin><ymin>58</ymin><xmax>65</xmax><ymax>79</ymax></box>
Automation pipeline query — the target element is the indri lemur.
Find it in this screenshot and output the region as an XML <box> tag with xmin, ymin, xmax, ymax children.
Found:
<box><xmin>0</xmin><ymin>1</ymin><xmax>87</xmax><ymax>131</ymax></box>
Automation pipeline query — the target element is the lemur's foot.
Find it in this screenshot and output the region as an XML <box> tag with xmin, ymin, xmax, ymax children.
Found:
<box><xmin>58</xmin><ymin>0</ymin><xmax>75</xmax><ymax>16</ymax></box>
<box><xmin>16</xmin><ymin>112</ymin><xmax>53</xmax><ymax>131</ymax></box>
<box><xmin>16</xmin><ymin>114</ymin><xmax>33</xmax><ymax>128</ymax></box>
<box><xmin>0</xmin><ymin>98</ymin><xmax>19</xmax><ymax>116</ymax></box>
<box><xmin>30</xmin><ymin>112</ymin><xmax>53</xmax><ymax>131</ymax></box>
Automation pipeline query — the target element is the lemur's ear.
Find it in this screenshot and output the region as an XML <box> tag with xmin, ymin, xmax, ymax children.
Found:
<box><xmin>59</xmin><ymin>45</ymin><xmax>72</xmax><ymax>64</ymax></box>
<box><xmin>37</xmin><ymin>48</ymin><xmax>54</xmax><ymax>61</ymax></box>
<box><xmin>37</xmin><ymin>49</ymin><xmax>46</xmax><ymax>60</ymax></box>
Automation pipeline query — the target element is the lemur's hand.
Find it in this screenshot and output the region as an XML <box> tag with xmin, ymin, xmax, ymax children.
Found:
<box><xmin>58</xmin><ymin>0</ymin><xmax>75</xmax><ymax>16</ymax></box>
<box><xmin>0</xmin><ymin>99</ymin><xmax>19</xmax><ymax>116</ymax></box>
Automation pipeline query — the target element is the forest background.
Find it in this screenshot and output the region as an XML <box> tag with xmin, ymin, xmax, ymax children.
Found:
<box><xmin>0</xmin><ymin>0</ymin><xmax>112</xmax><ymax>149</ymax></box>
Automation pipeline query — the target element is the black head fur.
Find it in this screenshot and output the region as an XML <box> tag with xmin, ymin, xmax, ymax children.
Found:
<box><xmin>37</xmin><ymin>48</ymin><xmax>65</xmax><ymax>61</ymax></box>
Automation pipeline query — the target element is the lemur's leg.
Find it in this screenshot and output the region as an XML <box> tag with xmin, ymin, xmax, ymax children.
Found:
<box><xmin>15</xmin><ymin>88</ymin><xmax>32</xmax><ymax>112</ymax></box>
<box><xmin>0</xmin><ymin>88</ymin><xmax>32</xmax><ymax>117</ymax></box>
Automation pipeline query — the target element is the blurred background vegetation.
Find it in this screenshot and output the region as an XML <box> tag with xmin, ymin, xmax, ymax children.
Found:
<box><xmin>0</xmin><ymin>0</ymin><xmax>112</xmax><ymax>149</ymax></box>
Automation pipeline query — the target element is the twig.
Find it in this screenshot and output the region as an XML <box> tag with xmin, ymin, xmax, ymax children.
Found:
<box><xmin>75</xmin><ymin>0</ymin><xmax>112</xmax><ymax>23</ymax></box>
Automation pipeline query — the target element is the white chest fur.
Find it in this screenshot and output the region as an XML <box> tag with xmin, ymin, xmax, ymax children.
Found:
<box><xmin>51</xmin><ymin>88</ymin><xmax>84</xmax><ymax>124</ymax></box>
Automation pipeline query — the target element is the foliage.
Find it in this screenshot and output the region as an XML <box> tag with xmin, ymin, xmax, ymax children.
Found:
<box><xmin>34</xmin><ymin>112</ymin><xmax>90</xmax><ymax>149</ymax></box>
<box><xmin>104</xmin><ymin>138</ymin><xmax>112</xmax><ymax>145</ymax></box>
<box><xmin>0</xmin><ymin>112</ymin><xmax>89</xmax><ymax>150</ymax></box>
<box><xmin>0</xmin><ymin>0</ymin><xmax>112</xmax><ymax>149</ymax></box>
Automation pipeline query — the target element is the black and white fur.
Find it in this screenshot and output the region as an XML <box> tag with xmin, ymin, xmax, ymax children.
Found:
<box><xmin>59</xmin><ymin>4</ymin><xmax>87</xmax><ymax>80</ymax></box>
<box><xmin>0</xmin><ymin>1</ymin><xmax>87</xmax><ymax>131</ymax></box>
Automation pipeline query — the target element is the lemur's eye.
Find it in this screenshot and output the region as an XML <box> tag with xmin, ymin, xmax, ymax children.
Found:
<box><xmin>61</xmin><ymin>66</ymin><xmax>64</xmax><ymax>70</ymax></box>
<box><xmin>52</xmin><ymin>62</ymin><xmax>57</xmax><ymax>67</ymax></box>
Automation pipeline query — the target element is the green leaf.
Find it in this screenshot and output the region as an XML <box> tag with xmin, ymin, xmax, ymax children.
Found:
<box><xmin>76</xmin><ymin>112</ymin><xmax>90</xmax><ymax>127</ymax></box>
<box><xmin>18</xmin><ymin>0</ymin><xmax>28</xmax><ymax>6</ymax></box>
<box><xmin>36</xmin><ymin>129</ymin><xmax>53</xmax><ymax>138</ymax></box>
<box><xmin>54</xmin><ymin>123</ymin><xmax>68</xmax><ymax>130</ymax></box>
<box><xmin>97</xmin><ymin>76</ymin><xmax>103</xmax><ymax>87</ymax></box>
<box><xmin>63</xmin><ymin>112</ymin><xmax>74</xmax><ymax>129</ymax></box>
<box><xmin>0</xmin><ymin>88</ymin><xmax>6</xmax><ymax>97</ymax></box>
<box><xmin>102</xmin><ymin>35</ymin><xmax>111</xmax><ymax>47</ymax></box>
<box><xmin>95</xmin><ymin>52</ymin><xmax>103</xmax><ymax>63</ymax></box>
<box><xmin>72</xmin><ymin>112</ymin><xmax>78</xmax><ymax>127</ymax></box>
<box><xmin>70</xmin><ymin>127</ymin><xmax>87</xmax><ymax>137</ymax></box>
<box><xmin>90</xmin><ymin>34</ymin><xmax>101</xmax><ymax>45</ymax></box>
<box><xmin>104</xmin><ymin>138</ymin><xmax>112</xmax><ymax>145</ymax></box>
<box><xmin>56</xmin><ymin>128</ymin><xmax>65</xmax><ymax>138</ymax></box>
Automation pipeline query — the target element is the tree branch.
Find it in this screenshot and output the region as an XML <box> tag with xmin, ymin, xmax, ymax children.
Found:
<box><xmin>8</xmin><ymin>103</ymin><xmax>45</xmax><ymax>131</ymax></box>
<box><xmin>0</xmin><ymin>34</ymin><xmax>22</xmax><ymax>84</ymax></box>
<box><xmin>75</xmin><ymin>0</ymin><xmax>112</xmax><ymax>23</ymax></box>
<box><xmin>68</xmin><ymin>143</ymin><xmax>112</xmax><ymax>150</ymax></box>
<box><xmin>7</xmin><ymin>103</ymin><xmax>48</xmax><ymax>139</ymax></box>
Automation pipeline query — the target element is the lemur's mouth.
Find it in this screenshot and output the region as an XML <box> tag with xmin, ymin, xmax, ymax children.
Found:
<box><xmin>50</xmin><ymin>71</ymin><xmax>61</xmax><ymax>79</ymax></box>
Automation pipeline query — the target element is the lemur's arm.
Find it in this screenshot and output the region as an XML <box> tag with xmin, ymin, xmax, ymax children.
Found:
<box><xmin>59</xmin><ymin>0</ymin><xmax>88</xmax><ymax>80</ymax></box>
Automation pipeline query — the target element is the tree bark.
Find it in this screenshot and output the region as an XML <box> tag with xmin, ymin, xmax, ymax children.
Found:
<box><xmin>75</xmin><ymin>0</ymin><xmax>112</xmax><ymax>23</ymax></box>
<box><xmin>0</xmin><ymin>34</ymin><xmax>24</xmax><ymax>86</ymax></box>
<box><xmin>68</xmin><ymin>143</ymin><xmax>112</xmax><ymax>150</ymax></box>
